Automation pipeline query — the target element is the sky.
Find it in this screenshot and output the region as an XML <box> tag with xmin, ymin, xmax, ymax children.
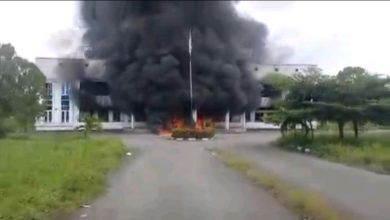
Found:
<box><xmin>0</xmin><ymin>1</ymin><xmax>390</xmax><ymax>75</ymax></box>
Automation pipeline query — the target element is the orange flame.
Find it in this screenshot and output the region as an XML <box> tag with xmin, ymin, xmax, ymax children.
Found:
<box><xmin>157</xmin><ymin>116</ymin><xmax>214</xmax><ymax>136</ymax></box>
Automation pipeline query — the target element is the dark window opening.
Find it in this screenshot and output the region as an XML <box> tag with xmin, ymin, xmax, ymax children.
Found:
<box><xmin>61</xmin><ymin>95</ymin><xmax>70</xmax><ymax>110</ymax></box>
<box><xmin>274</xmin><ymin>68</ymin><xmax>279</xmax><ymax>72</ymax></box>
<box><xmin>44</xmin><ymin>111</ymin><xmax>52</xmax><ymax>123</ymax></box>
<box><xmin>45</xmin><ymin>83</ymin><xmax>52</xmax><ymax>96</ymax></box>
<box><xmin>295</xmin><ymin>68</ymin><xmax>299</xmax><ymax>72</ymax></box>
<box><xmin>113</xmin><ymin>111</ymin><xmax>121</xmax><ymax>122</ymax></box>
<box><xmin>255</xmin><ymin>112</ymin><xmax>264</xmax><ymax>122</ymax></box>
<box><xmin>245</xmin><ymin>112</ymin><xmax>250</xmax><ymax>121</ymax></box>
<box><xmin>98</xmin><ymin>110</ymin><xmax>109</xmax><ymax>122</ymax></box>
<box><xmin>46</xmin><ymin>100</ymin><xmax>52</xmax><ymax>110</ymax></box>
<box><xmin>61</xmin><ymin>111</ymin><xmax>69</xmax><ymax>123</ymax></box>
<box><xmin>254</xmin><ymin>67</ymin><xmax>258</xmax><ymax>71</ymax></box>
<box><xmin>80</xmin><ymin>80</ymin><xmax>110</xmax><ymax>96</ymax></box>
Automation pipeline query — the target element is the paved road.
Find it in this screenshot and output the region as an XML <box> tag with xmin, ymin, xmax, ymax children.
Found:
<box><xmin>68</xmin><ymin>133</ymin><xmax>295</xmax><ymax>220</ymax></box>
<box><xmin>215</xmin><ymin>131</ymin><xmax>390</xmax><ymax>220</ymax></box>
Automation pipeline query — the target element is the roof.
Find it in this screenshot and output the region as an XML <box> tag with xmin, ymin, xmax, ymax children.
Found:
<box><xmin>254</xmin><ymin>63</ymin><xmax>317</xmax><ymax>67</ymax></box>
<box><xmin>35</xmin><ymin>57</ymin><xmax>85</xmax><ymax>61</ymax></box>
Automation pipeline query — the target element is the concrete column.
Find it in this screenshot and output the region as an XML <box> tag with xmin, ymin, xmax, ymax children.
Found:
<box><xmin>73</xmin><ymin>101</ymin><xmax>80</xmax><ymax>123</ymax></box>
<box><xmin>53</xmin><ymin>82</ymin><xmax>61</xmax><ymax>123</ymax></box>
<box><xmin>192</xmin><ymin>109</ymin><xmax>197</xmax><ymax>123</ymax></box>
<box><xmin>250</xmin><ymin>111</ymin><xmax>256</xmax><ymax>122</ymax></box>
<box><xmin>225</xmin><ymin>111</ymin><xmax>230</xmax><ymax>130</ymax></box>
<box><xmin>108</xmin><ymin>110</ymin><xmax>114</xmax><ymax>122</ymax></box>
<box><xmin>241</xmin><ymin>112</ymin><xmax>246</xmax><ymax>129</ymax></box>
<box><xmin>130</xmin><ymin>114</ymin><xmax>135</xmax><ymax>129</ymax></box>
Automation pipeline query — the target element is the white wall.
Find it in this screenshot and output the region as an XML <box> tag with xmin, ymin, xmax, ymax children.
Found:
<box><xmin>249</xmin><ymin>63</ymin><xmax>318</xmax><ymax>80</ymax></box>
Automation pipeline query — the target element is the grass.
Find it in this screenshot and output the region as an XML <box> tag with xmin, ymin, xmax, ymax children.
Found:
<box><xmin>277</xmin><ymin>131</ymin><xmax>390</xmax><ymax>174</ymax></box>
<box><xmin>215</xmin><ymin>149</ymin><xmax>347</xmax><ymax>220</ymax></box>
<box><xmin>0</xmin><ymin>133</ymin><xmax>127</xmax><ymax>220</ymax></box>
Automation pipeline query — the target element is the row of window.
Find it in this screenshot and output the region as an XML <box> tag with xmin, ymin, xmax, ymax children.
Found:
<box><xmin>43</xmin><ymin>82</ymin><xmax>121</xmax><ymax>123</ymax></box>
<box><xmin>273</xmin><ymin>68</ymin><xmax>300</xmax><ymax>72</ymax></box>
<box><xmin>43</xmin><ymin>110</ymin><xmax>123</xmax><ymax>123</ymax></box>
<box><xmin>44</xmin><ymin>110</ymin><xmax>69</xmax><ymax>123</ymax></box>
<box><xmin>44</xmin><ymin>82</ymin><xmax>70</xmax><ymax>123</ymax></box>
<box><xmin>253</xmin><ymin>67</ymin><xmax>301</xmax><ymax>73</ymax></box>
<box><xmin>45</xmin><ymin>82</ymin><xmax>71</xmax><ymax>96</ymax></box>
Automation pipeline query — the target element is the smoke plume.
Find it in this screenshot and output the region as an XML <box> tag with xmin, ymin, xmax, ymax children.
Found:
<box><xmin>79</xmin><ymin>1</ymin><xmax>269</xmax><ymax>126</ymax></box>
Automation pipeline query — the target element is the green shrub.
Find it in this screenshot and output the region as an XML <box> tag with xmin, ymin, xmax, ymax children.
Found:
<box><xmin>171</xmin><ymin>128</ymin><xmax>216</xmax><ymax>139</ymax></box>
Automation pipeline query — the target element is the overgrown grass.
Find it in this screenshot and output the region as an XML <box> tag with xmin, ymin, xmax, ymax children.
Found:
<box><xmin>277</xmin><ymin>131</ymin><xmax>390</xmax><ymax>173</ymax></box>
<box><xmin>0</xmin><ymin>133</ymin><xmax>127</xmax><ymax>220</ymax></box>
<box><xmin>215</xmin><ymin>149</ymin><xmax>347</xmax><ymax>220</ymax></box>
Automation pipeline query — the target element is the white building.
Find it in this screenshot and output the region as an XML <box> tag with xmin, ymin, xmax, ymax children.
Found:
<box><xmin>34</xmin><ymin>57</ymin><xmax>137</xmax><ymax>131</ymax></box>
<box><xmin>250</xmin><ymin>63</ymin><xmax>318</xmax><ymax>79</ymax></box>
<box><xmin>34</xmin><ymin>57</ymin><xmax>316</xmax><ymax>131</ymax></box>
<box><xmin>34</xmin><ymin>58</ymin><xmax>81</xmax><ymax>131</ymax></box>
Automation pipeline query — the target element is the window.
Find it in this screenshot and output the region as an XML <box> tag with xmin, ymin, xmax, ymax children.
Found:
<box><xmin>46</xmin><ymin>100</ymin><xmax>52</xmax><ymax>110</ymax></box>
<box><xmin>44</xmin><ymin>111</ymin><xmax>52</xmax><ymax>123</ymax></box>
<box><xmin>62</xmin><ymin>83</ymin><xmax>71</xmax><ymax>95</ymax></box>
<box><xmin>274</xmin><ymin>67</ymin><xmax>279</xmax><ymax>72</ymax></box>
<box><xmin>61</xmin><ymin>83</ymin><xmax>70</xmax><ymax>123</ymax></box>
<box><xmin>44</xmin><ymin>83</ymin><xmax>53</xmax><ymax>123</ymax></box>
<box><xmin>255</xmin><ymin>111</ymin><xmax>264</xmax><ymax>122</ymax></box>
<box><xmin>113</xmin><ymin>111</ymin><xmax>121</xmax><ymax>122</ymax></box>
<box><xmin>98</xmin><ymin>110</ymin><xmax>109</xmax><ymax>122</ymax></box>
<box><xmin>45</xmin><ymin>83</ymin><xmax>52</xmax><ymax>96</ymax></box>
<box><xmin>254</xmin><ymin>67</ymin><xmax>258</xmax><ymax>71</ymax></box>
<box><xmin>61</xmin><ymin>111</ymin><xmax>69</xmax><ymax>123</ymax></box>
<box><xmin>295</xmin><ymin>68</ymin><xmax>299</xmax><ymax>72</ymax></box>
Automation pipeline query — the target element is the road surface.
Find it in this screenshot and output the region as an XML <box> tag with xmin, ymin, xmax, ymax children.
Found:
<box><xmin>67</xmin><ymin>133</ymin><xmax>295</xmax><ymax>220</ymax></box>
<box><xmin>217</xmin><ymin>131</ymin><xmax>390</xmax><ymax>220</ymax></box>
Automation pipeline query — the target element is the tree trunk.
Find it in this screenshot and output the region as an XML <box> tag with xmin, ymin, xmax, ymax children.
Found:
<box><xmin>353</xmin><ymin>120</ymin><xmax>359</xmax><ymax>138</ymax></box>
<box><xmin>337</xmin><ymin>120</ymin><xmax>345</xmax><ymax>140</ymax></box>
<box><xmin>308</xmin><ymin>120</ymin><xmax>314</xmax><ymax>140</ymax></box>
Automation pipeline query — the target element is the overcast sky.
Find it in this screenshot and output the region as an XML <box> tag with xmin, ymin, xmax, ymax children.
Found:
<box><xmin>1</xmin><ymin>1</ymin><xmax>390</xmax><ymax>75</ymax></box>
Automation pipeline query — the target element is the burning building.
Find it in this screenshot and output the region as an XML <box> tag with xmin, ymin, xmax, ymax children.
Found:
<box><xmin>34</xmin><ymin>57</ymin><xmax>315</xmax><ymax>131</ymax></box>
<box><xmin>34</xmin><ymin>1</ymin><xmax>317</xmax><ymax>131</ymax></box>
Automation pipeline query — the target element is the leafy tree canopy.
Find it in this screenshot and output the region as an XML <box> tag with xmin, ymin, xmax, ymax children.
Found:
<box><xmin>0</xmin><ymin>43</ymin><xmax>46</xmax><ymax>134</ymax></box>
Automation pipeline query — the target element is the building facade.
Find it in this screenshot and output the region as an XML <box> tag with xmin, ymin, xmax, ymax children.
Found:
<box><xmin>34</xmin><ymin>57</ymin><xmax>316</xmax><ymax>131</ymax></box>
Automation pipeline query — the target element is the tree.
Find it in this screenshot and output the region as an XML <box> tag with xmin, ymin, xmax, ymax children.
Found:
<box><xmin>267</xmin><ymin>66</ymin><xmax>390</xmax><ymax>140</ymax></box>
<box><xmin>304</xmin><ymin>67</ymin><xmax>390</xmax><ymax>139</ymax></box>
<box><xmin>77</xmin><ymin>113</ymin><xmax>102</xmax><ymax>138</ymax></box>
<box><xmin>262</xmin><ymin>72</ymin><xmax>295</xmax><ymax>92</ymax></box>
<box><xmin>262</xmin><ymin>70</ymin><xmax>316</xmax><ymax>138</ymax></box>
<box><xmin>0</xmin><ymin>43</ymin><xmax>46</xmax><ymax>134</ymax></box>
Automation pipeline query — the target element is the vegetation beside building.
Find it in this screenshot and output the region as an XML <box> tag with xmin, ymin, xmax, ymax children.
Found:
<box><xmin>263</xmin><ymin>66</ymin><xmax>390</xmax><ymax>140</ymax></box>
<box><xmin>0</xmin><ymin>43</ymin><xmax>46</xmax><ymax>137</ymax></box>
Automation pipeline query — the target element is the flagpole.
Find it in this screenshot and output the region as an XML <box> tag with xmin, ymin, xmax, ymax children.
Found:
<box><xmin>189</xmin><ymin>28</ymin><xmax>194</xmax><ymax>124</ymax></box>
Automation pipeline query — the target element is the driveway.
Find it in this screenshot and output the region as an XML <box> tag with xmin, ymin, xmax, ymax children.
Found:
<box><xmin>216</xmin><ymin>131</ymin><xmax>390</xmax><ymax>220</ymax></box>
<box><xmin>67</xmin><ymin>133</ymin><xmax>295</xmax><ymax>220</ymax></box>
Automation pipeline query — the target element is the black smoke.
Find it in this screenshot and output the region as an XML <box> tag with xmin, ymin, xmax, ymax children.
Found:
<box><xmin>79</xmin><ymin>1</ymin><xmax>268</xmax><ymax>127</ymax></box>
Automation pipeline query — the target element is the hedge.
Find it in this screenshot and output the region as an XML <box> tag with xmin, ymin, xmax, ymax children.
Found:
<box><xmin>171</xmin><ymin>128</ymin><xmax>215</xmax><ymax>139</ymax></box>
